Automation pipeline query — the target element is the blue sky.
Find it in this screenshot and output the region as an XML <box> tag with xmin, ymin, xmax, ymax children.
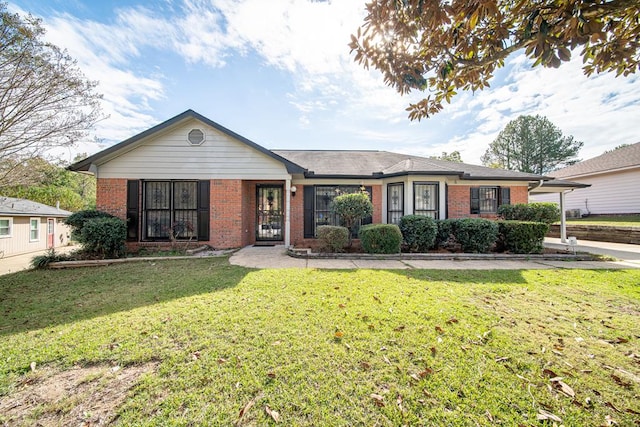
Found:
<box><xmin>9</xmin><ymin>0</ymin><xmax>640</xmax><ymax>166</ymax></box>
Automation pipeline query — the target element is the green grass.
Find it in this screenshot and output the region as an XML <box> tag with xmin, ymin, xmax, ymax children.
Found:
<box><xmin>566</xmin><ymin>214</ymin><xmax>640</xmax><ymax>227</ymax></box>
<box><xmin>1</xmin><ymin>258</ymin><xmax>639</xmax><ymax>426</ymax></box>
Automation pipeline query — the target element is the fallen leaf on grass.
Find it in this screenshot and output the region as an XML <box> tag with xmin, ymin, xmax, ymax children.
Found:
<box><xmin>435</xmin><ymin>326</ymin><xmax>444</xmax><ymax>334</ymax></box>
<box><xmin>30</xmin><ymin>362</ymin><xmax>36</xmax><ymax>372</ymax></box>
<box><xmin>338</xmin><ymin>303</ymin><xmax>346</xmax><ymax>308</ymax></box>
<box><xmin>235</xmin><ymin>391</ymin><xmax>264</xmax><ymax>426</ymax></box>
<box><xmin>334</xmin><ymin>331</ymin><xmax>344</xmax><ymax>339</ymax></box>
<box><xmin>266</xmin><ymin>371</ymin><xmax>276</xmax><ymax>379</ymax></box>
<box><xmin>191</xmin><ymin>352</ymin><xmax>201</xmax><ymax>361</ymax></box>
<box><xmin>446</xmin><ymin>317</ymin><xmax>459</xmax><ymax>324</ymax></box>
<box><xmin>360</xmin><ymin>361</ymin><xmax>371</xmax><ymax>370</ymax></box>
<box><xmin>603</xmin><ymin>415</ymin><xmax>618</xmax><ymax>426</ymax></box>
<box><xmin>373</xmin><ymin>295</ymin><xmax>381</xmax><ymax>303</ymax></box>
<box><xmin>607</xmin><ymin>337</ymin><xmax>629</xmax><ymax>344</ymax></box>
<box><xmin>611</xmin><ymin>374</ymin><xmax>632</xmax><ymax>388</ymax></box>
<box><xmin>394</xmin><ymin>325</ymin><xmax>405</xmax><ymax>332</ymax></box>
<box><xmin>551</xmin><ymin>379</ymin><xmax>575</xmax><ymax>398</ymax></box>
<box><xmin>543</xmin><ymin>368</ymin><xmax>559</xmax><ymax>378</ymax></box>
<box><xmin>368</xmin><ymin>324</ymin><xmax>375</xmax><ymax>330</ymax></box>
<box><xmin>265</xmin><ymin>406</ymin><xmax>280</xmax><ymax>423</ymax></box>
<box><xmin>537</xmin><ymin>409</ymin><xmax>562</xmax><ymax>422</ymax></box>
<box><xmin>217</xmin><ymin>358</ymin><xmax>227</xmax><ymax>365</ymax></box>
<box><xmin>495</xmin><ymin>356</ymin><xmax>509</xmax><ymax>363</ymax></box>
<box><xmin>430</xmin><ymin>346</ymin><xmax>437</xmax><ymax>356</ymax></box>
<box><xmin>419</xmin><ymin>368</ymin><xmax>434</xmax><ymax>377</ymax></box>
<box><xmin>370</xmin><ymin>394</ymin><xmax>385</xmax><ymax>407</ymax></box>
<box><xmin>605</xmin><ymin>401</ymin><xmax>621</xmax><ymax>413</ymax></box>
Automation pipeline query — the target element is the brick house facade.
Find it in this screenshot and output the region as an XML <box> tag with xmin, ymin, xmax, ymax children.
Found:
<box><xmin>72</xmin><ymin>110</ymin><xmax>568</xmax><ymax>250</ymax></box>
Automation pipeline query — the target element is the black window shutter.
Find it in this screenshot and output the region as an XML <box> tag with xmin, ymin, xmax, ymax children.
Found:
<box><xmin>197</xmin><ymin>180</ymin><xmax>210</xmax><ymax>241</ymax></box>
<box><xmin>303</xmin><ymin>186</ymin><xmax>315</xmax><ymax>238</ymax></box>
<box><xmin>126</xmin><ymin>180</ymin><xmax>139</xmax><ymax>241</ymax></box>
<box><xmin>470</xmin><ymin>187</ymin><xmax>480</xmax><ymax>214</ymax></box>
<box><xmin>500</xmin><ymin>187</ymin><xmax>510</xmax><ymax>206</ymax></box>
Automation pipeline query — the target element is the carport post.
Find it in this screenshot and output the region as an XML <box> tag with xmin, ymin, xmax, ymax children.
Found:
<box><xmin>559</xmin><ymin>191</ymin><xmax>567</xmax><ymax>243</ymax></box>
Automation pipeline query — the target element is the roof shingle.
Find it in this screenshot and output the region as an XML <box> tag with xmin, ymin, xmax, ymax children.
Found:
<box><xmin>550</xmin><ymin>142</ymin><xmax>640</xmax><ymax>178</ymax></box>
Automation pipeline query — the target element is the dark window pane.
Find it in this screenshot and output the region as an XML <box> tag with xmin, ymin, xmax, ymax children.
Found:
<box><xmin>413</xmin><ymin>183</ymin><xmax>439</xmax><ymax>218</ymax></box>
<box><xmin>174</xmin><ymin>181</ymin><xmax>197</xmax><ymax>209</ymax></box>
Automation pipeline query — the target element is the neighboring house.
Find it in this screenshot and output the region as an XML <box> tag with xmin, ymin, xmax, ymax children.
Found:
<box><xmin>0</xmin><ymin>197</ymin><xmax>72</xmax><ymax>257</ymax></box>
<box><xmin>531</xmin><ymin>142</ymin><xmax>640</xmax><ymax>216</ymax></box>
<box><xmin>69</xmin><ymin>110</ymin><xmax>584</xmax><ymax>249</ymax></box>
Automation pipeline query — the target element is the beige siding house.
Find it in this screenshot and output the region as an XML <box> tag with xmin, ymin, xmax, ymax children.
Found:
<box><xmin>0</xmin><ymin>197</ymin><xmax>72</xmax><ymax>257</ymax></box>
<box><xmin>531</xmin><ymin>142</ymin><xmax>640</xmax><ymax>216</ymax></box>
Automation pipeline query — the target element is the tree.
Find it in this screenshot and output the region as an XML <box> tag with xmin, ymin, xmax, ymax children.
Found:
<box><xmin>481</xmin><ymin>115</ymin><xmax>582</xmax><ymax>174</ymax></box>
<box><xmin>431</xmin><ymin>151</ymin><xmax>463</xmax><ymax>163</ymax></box>
<box><xmin>603</xmin><ymin>143</ymin><xmax>631</xmax><ymax>154</ymax></box>
<box><xmin>349</xmin><ymin>1</ymin><xmax>639</xmax><ymax>120</ymax></box>
<box><xmin>0</xmin><ymin>156</ymin><xmax>96</xmax><ymax>210</ymax></box>
<box><xmin>331</xmin><ymin>190</ymin><xmax>373</xmax><ymax>245</ymax></box>
<box><xmin>0</xmin><ymin>4</ymin><xmax>102</xmax><ymax>187</ymax></box>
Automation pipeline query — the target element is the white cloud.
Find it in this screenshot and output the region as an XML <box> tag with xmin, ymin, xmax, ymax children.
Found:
<box><xmin>12</xmin><ymin>0</ymin><xmax>640</xmax><ymax>166</ymax></box>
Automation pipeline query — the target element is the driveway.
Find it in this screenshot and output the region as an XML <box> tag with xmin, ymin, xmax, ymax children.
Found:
<box><xmin>0</xmin><ymin>246</ymin><xmax>79</xmax><ymax>276</ymax></box>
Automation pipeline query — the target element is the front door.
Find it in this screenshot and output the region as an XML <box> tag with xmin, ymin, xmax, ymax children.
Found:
<box><xmin>256</xmin><ymin>185</ymin><xmax>284</xmax><ymax>242</ymax></box>
<box><xmin>47</xmin><ymin>218</ymin><xmax>55</xmax><ymax>249</ymax></box>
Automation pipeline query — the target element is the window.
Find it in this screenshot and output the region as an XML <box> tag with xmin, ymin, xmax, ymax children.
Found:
<box><xmin>387</xmin><ymin>183</ymin><xmax>404</xmax><ymax>224</ymax></box>
<box><xmin>413</xmin><ymin>182</ymin><xmax>439</xmax><ymax>218</ymax></box>
<box><xmin>143</xmin><ymin>181</ymin><xmax>198</xmax><ymax>240</ymax></box>
<box><xmin>187</xmin><ymin>129</ymin><xmax>205</xmax><ymax>145</ymax></box>
<box><xmin>30</xmin><ymin>218</ymin><xmax>40</xmax><ymax>241</ymax></box>
<box><xmin>303</xmin><ymin>185</ymin><xmax>372</xmax><ymax>238</ymax></box>
<box><xmin>470</xmin><ymin>187</ymin><xmax>510</xmax><ymax>214</ymax></box>
<box><xmin>0</xmin><ymin>218</ymin><xmax>11</xmax><ymax>238</ymax></box>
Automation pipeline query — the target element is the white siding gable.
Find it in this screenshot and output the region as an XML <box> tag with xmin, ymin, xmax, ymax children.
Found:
<box><xmin>531</xmin><ymin>168</ymin><xmax>640</xmax><ymax>215</ymax></box>
<box><xmin>97</xmin><ymin>118</ymin><xmax>291</xmax><ymax>180</ymax></box>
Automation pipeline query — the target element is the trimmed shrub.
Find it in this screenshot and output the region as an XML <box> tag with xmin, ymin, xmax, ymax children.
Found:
<box><xmin>436</xmin><ymin>218</ymin><xmax>498</xmax><ymax>253</ymax></box>
<box><xmin>398</xmin><ymin>215</ymin><xmax>437</xmax><ymax>252</ymax></box>
<box><xmin>331</xmin><ymin>192</ymin><xmax>373</xmax><ymax>240</ymax></box>
<box><xmin>79</xmin><ymin>217</ymin><xmax>127</xmax><ymax>258</ymax></box>
<box><xmin>359</xmin><ymin>224</ymin><xmax>402</xmax><ymax>254</ymax></box>
<box><xmin>317</xmin><ymin>225</ymin><xmax>349</xmax><ymax>252</ymax></box>
<box><xmin>497</xmin><ymin>221</ymin><xmax>549</xmax><ymax>254</ymax></box>
<box><xmin>498</xmin><ymin>202</ymin><xmax>560</xmax><ymax>224</ymax></box>
<box><xmin>65</xmin><ymin>210</ymin><xmax>116</xmax><ymax>240</ymax></box>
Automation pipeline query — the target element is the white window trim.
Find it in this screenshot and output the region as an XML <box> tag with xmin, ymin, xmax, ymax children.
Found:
<box><xmin>187</xmin><ymin>128</ymin><xmax>206</xmax><ymax>146</ymax></box>
<box><xmin>0</xmin><ymin>217</ymin><xmax>12</xmax><ymax>238</ymax></box>
<box><xmin>30</xmin><ymin>217</ymin><xmax>40</xmax><ymax>242</ymax></box>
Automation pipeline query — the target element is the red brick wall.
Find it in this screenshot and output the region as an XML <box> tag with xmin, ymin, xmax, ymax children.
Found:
<box><xmin>210</xmin><ymin>179</ymin><xmax>244</xmax><ymax>248</ymax></box>
<box><xmin>290</xmin><ymin>185</ymin><xmax>305</xmax><ymax>246</ymax></box>
<box><xmin>447</xmin><ymin>184</ymin><xmax>529</xmax><ymax>219</ymax></box>
<box><xmin>96</xmin><ymin>178</ymin><xmax>127</xmax><ymax>220</ymax></box>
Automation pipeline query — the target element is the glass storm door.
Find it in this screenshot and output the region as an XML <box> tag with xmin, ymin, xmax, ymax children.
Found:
<box><xmin>256</xmin><ymin>185</ymin><xmax>284</xmax><ymax>241</ymax></box>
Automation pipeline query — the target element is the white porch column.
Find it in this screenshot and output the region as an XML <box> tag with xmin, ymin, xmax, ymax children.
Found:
<box><xmin>559</xmin><ymin>191</ymin><xmax>567</xmax><ymax>243</ymax></box>
<box><xmin>285</xmin><ymin>179</ymin><xmax>292</xmax><ymax>247</ymax></box>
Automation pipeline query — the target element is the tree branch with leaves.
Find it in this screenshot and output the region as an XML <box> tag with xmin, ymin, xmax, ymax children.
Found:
<box><xmin>0</xmin><ymin>4</ymin><xmax>103</xmax><ymax>187</ymax></box>
<box><xmin>349</xmin><ymin>0</ymin><xmax>640</xmax><ymax>120</ymax></box>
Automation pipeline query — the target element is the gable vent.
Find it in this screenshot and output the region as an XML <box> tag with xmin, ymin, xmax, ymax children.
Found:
<box><xmin>188</xmin><ymin>129</ymin><xmax>205</xmax><ymax>145</ymax></box>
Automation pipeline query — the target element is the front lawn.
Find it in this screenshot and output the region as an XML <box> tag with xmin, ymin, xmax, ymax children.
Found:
<box><xmin>566</xmin><ymin>214</ymin><xmax>640</xmax><ymax>227</ymax></box>
<box><xmin>1</xmin><ymin>259</ymin><xmax>638</xmax><ymax>426</ymax></box>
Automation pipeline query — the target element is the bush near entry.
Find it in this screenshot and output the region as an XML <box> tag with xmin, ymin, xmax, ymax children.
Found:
<box><xmin>316</xmin><ymin>225</ymin><xmax>349</xmax><ymax>253</ymax></box>
<box><xmin>498</xmin><ymin>202</ymin><xmax>560</xmax><ymax>224</ymax></box>
<box><xmin>359</xmin><ymin>224</ymin><xmax>402</xmax><ymax>254</ymax></box>
<box><xmin>497</xmin><ymin>221</ymin><xmax>549</xmax><ymax>254</ymax></box>
<box><xmin>437</xmin><ymin>218</ymin><xmax>499</xmax><ymax>253</ymax></box>
<box><xmin>398</xmin><ymin>215</ymin><xmax>437</xmax><ymax>252</ymax></box>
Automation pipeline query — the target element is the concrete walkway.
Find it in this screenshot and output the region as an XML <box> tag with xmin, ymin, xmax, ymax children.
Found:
<box><xmin>0</xmin><ymin>245</ymin><xmax>80</xmax><ymax>276</ymax></box>
<box><xmin>229</xmin><ymin>238</ymin><xmax>640</xmax><ymax>270</ymax></box>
